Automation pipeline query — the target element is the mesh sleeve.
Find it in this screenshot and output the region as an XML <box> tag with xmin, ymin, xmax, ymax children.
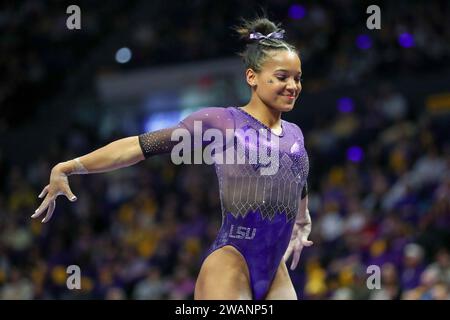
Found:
<box><xmin>138</xmin><ymin>127</ymin><xmax>178</xmax><ymax>158</ymax></box>
<box><xmin>138</xmin><ymin>107</ymin><xmax>235</xmax><ymax>159</ymax></box>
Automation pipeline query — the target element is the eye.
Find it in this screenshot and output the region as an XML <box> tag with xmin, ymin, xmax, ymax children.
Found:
<box><xmin>276</xmin><ymin>75</ymin><xmax>303</xmax><ymax>82</ymax></box>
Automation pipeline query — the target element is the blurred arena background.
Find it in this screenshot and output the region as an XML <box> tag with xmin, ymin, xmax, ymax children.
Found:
<box><xmin>0</xmin><ymin>0</ymin><xmax>449</xmax><ymax>300</ymax></box>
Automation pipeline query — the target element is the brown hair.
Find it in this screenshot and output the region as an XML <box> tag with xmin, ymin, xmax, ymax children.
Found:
<box><xmin>234</xmin><ymin>16</ymin><xmax>298</xmax><ymax>72</ymax></box>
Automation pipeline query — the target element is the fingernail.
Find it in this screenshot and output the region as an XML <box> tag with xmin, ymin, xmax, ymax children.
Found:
<box><xmin>71</xmin><ymin>196</ymin><xmax>77</xmax><ymax>201</ymax></box>
<box><xmin>41</xmin><ymin>218</ymin><xmax>46</xmax><ymax>223</ymax></box>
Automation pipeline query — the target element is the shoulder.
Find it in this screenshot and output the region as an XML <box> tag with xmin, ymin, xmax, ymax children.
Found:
<box><xmin>184</xmin><ymin>106</ymin><xmax>234</xmax><ymax>120</ymax></box>
<box><xmin>180</xmin><ymin>106</ymin><xmax>235</xmax><ymax>131</ymax></box>
<box><xmin>283</xmin><ymin>120</ymin><xmax>304</xmax><ymax>141</ymax></box>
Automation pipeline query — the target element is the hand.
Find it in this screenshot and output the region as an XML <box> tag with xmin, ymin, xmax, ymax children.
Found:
<box><xmin>283</xmin><ymin>219</ymin><xmax>313</xmax><ymax>271</ymax></box>
<box><xmin>31</xmin><ymin>164</ymin><xmax>77</xmax><ymax>223</ymax></box>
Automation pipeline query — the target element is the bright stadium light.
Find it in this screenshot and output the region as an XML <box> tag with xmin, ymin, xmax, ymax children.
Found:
<box><xmin>115</xmin><ymin>47</ymin><xmax>132</xmax><ymax>64</ymax></box>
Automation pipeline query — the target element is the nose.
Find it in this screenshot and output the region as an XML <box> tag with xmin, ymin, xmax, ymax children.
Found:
<box><xmin>286</xmin><ymin>78</ymin><xmax>298</xmax><ymax>94</ymax></box>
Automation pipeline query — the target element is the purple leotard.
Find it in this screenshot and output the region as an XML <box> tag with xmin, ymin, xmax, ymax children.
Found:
<box><xmin>139</xmin><ymin>106</ymin><xmax>309</xmax><ymax>299</ymax></box>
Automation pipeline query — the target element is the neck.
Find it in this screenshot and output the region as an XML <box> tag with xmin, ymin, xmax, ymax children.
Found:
<box><xmin>242</xmin><ymin>95</ymin><xmax>282</xmax><ymax>132</ymax></box>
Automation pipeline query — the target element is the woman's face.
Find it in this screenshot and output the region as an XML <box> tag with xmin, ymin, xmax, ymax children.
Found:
<box><xmin>249</xmin><ymin>50</ymin><xmax>302</xmax><ymax>112</ymax></box>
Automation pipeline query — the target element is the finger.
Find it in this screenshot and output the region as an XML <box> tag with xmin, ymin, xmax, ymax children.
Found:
<box><xmin>64</xmin><ymin>186</ymin><xmax>77</xmax><ymax>202</ymax></box>
<box><xmin>32</xmin><ymin>196</ymin><xmax>52</xmax><ymax>218</ymax></box>
<box><xmin>290</xmin><ymin>243</ymin><xmax>304</xmax><ymax>271</ymax></box>
<box><xmin>283</xmin><ymin>244</ymin><xmax>294</xmax><ymax>262</ymax></box>
<box><xmin>38</xmin><ymin>185</ymin><xmax>50</xmax><ymax>198</ymax></box>
<box><xmin>42</xmin><ymin>199</ymin><xmax>56</xmax><ymax>223</ymax></box>
<box><xmin>301</xmin><ymin>239</ymin><xmax>314</xmax><ymax>247</ymax></box>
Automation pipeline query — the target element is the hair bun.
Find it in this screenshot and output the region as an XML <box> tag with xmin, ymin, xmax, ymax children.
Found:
<box><xmin>233</xmin><ymin>16</ymin><xmax>297</xmax><ymax>73</ymax></box>
<box><xmin>234</xmin><ymin>17</ymin><xmax>282</xmax><ymax>43</ymax></box>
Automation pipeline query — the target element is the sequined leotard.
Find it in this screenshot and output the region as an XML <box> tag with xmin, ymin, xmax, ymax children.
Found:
<box><xmin>139</xmin><ymin>106</ymin><xmax>309</xmax><ymax>299</ymax></box>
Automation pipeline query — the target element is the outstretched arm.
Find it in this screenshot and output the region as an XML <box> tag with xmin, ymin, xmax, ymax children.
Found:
<box><xmin>58</xmin><ymin>136</ymin><xmax>145</xmax><ymax>175</ymax></box>
<box><xmin>32</xmin><ymin>136</ymin><xmax>145</xmax><ymax>223</ymax></box>
<box><xmin>283</xmin><ymin>186</ymin><xmax>313</xmax><ymax>270</ymax></box>
<box><xmin>33</xmin><ymin>107</ymin><xmax>234</xmax><ymax>223</ymax></box>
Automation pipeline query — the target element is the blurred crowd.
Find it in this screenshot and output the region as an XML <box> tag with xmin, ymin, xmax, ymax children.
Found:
<box><xmin>1</xmin><ymin>0</ymin><xmax>449</xmax><ymax>300</ymax></box>
<box><xmin>1</xmin><ymin>0</ymin><xmax>450</xmax><ymax>129</ymax></box>
<box><xmin>1</xmin><ymin>81</ymin><xmax>449</xmax><ymax>299</ymax></box>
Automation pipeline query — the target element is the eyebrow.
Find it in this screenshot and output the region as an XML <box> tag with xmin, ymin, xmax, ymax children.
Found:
<box><xmin>274</xmin><ymin>69</ymin><xmax>302</xmax><ymax>75</ymax></box>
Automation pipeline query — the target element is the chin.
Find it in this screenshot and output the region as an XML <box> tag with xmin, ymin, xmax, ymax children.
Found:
<box><xmin>266</xmin><ymin>99</ymin><xmax>296</xmax><ymax>112</ymax></box>
<box><xmin>276</xmin><ymin>104</ymin><xmax>295</xmax><ymax>112</ymax></box>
